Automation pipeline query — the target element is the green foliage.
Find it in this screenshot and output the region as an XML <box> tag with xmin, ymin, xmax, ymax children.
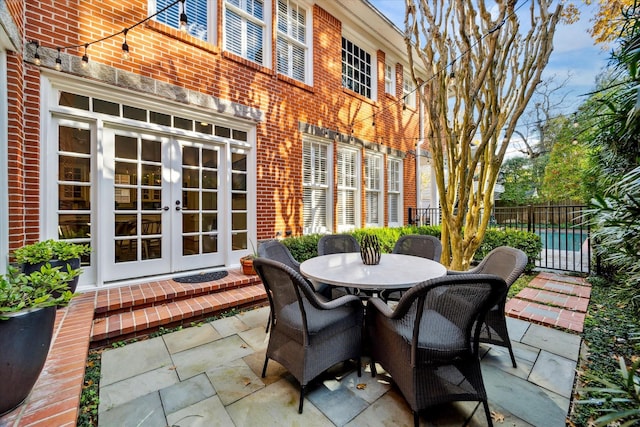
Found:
<box><xmin>475</xmin><ymin>228</ymin><xmax>542</xmax><ymax>272</ymax></box>
<box><xmin>577</xmin><ymin>356</ymin><xmax>640</xmax><ymax>426</ymax></box>
<box><xmin>500</xmin><ymin>156</ymin><xmax>541</xmax><ymax>205</ymax></box>
<box><xmin>77</xmin><ymin>350</ymin><xmax>101</xmax><ymax>427</ymax></box>
<box><xmin>14</xmin><ymin>239</ymin><xmax>91</xmax><ymax>264</ymax></box>
<box><xmin>589</xmin><ymin>166</ymin><xmax>640</xmax><ymax>309</ymax></box>
<box><xmin>0</xmin><ymin>264</ymin><xmax>76</xmax><ymax>318</ymax></box>
<box><xmin>571</xmin><ymin>275</ymin><xmax>640</xmax><ymax>426</ymax></box>
<box><xmin>540</xmin><ymin>116</ymin><xmax>591</xmax><ymax>203</ymax></box>
<box><xmin>281</xmin><ymin>226</ymin><xmax>539</xmax><ymax>272</ymax></box>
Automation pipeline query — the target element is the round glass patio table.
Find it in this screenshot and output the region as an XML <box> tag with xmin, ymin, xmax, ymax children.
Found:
<box><xmin>299</xmin><ymin>252</ymin><xmax>447</xmax><ymax>291</ymax></box>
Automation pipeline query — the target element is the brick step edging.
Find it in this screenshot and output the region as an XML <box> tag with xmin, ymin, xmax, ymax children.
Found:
<box><xmin>505</xmin><ymin>297</ymin><xmax>585</xmax><ymax>333</ymax></box>
<box><xmin>91</xmin><ymin>284</ymin><xmax>268</xmax><ymax>343</ymax></box>
<box><xmin>512</xmin><ymin>288</ymin><xmax>590</xmax><ymax>312</ymax></box>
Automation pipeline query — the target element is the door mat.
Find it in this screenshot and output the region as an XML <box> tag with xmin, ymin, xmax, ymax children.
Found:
<box><xmin>172</xmin><ymin>271</ymin><xmax>228</xmax><ymax>283</ymax></box>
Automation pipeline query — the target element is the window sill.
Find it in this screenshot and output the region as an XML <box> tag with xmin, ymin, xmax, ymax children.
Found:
<box><xmin>145</xmin><ymin>21</ymin><xmax>218</xmax><ymax>55</ymax></box>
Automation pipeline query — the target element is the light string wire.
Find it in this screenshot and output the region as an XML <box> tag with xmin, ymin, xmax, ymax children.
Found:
<box><xmin>30</xmin><ymin>0</ymin><xmax>186</xmax><ymax>63</ymax></box>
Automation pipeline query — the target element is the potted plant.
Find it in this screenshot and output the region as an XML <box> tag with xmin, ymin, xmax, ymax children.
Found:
<box><xmin>240</xmin><ymin>240</ymin><xmax>257</xmax><ymax>275</ymax></box>
<box><xmin>13</xmin><ymin>239</ymin><xmax>91</xmax><ymax>293</ymax></box>
<box><xmin>0</xmin><ymin>263</ymin><xmax>77</xmax><ymax>415</ymax></box>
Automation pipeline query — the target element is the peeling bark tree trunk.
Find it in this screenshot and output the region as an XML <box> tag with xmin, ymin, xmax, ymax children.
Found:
<box><xmin>405</xmin><ymin>0</ymin><xmax>564</xmax><ymax>269</ymax></box>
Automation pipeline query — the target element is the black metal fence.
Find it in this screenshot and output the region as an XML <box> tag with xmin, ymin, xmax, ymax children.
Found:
<box><xmin>408</xmin><ymin>205</ymin><xmax>590</xmax><ymax>273</ymax></box>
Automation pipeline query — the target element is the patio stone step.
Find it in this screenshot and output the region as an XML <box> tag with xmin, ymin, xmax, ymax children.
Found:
<box><xmin>505</xmin><ymin>272</ymin><xmax>590</xmax><ymax>333</ymax></box>
<box><xmin>90</xmin><ymin>269</ymin><xmax>267</xmax><ymax>346</ymax></box>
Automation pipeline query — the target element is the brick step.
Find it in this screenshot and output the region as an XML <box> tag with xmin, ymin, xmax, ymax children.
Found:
<box><xmin>527</xmin><ymin>275</ymin><xmax>592</xmax><ymax>298</ymax></box>
<box><xmin>513</xmin><ymin>288</ymin><xmax>590</xmax><ymax>312</ymax></box>
<box><xmin>534</xmin><ymin>271</ymin><xmax>590</xmax><ymax>286</ymax></box>
<box><xmin>90</xmin><ymin>269</ymin><xmax>268</xmax><ymax>345</ymax></box>
<box><xmin>505</xmin><ymin>297</ymin><xmax>586</xmax><ymax>333</ymax></box>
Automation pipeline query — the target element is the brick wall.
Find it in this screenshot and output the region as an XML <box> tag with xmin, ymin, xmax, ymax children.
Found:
<box><xmin>13</xmin><ymin>0</ymin><xmax>420</xmax><ymax>246</ymax></box>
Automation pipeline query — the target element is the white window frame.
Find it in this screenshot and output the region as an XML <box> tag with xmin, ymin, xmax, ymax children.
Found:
<box><xmin>365</xmin><ymin>152</ymin><xmax>383</xmax><ymax>227</ymax></box>
<box><xmin>276</xmin><ymin>0</ymin><xmax>312</xmax><ymax>84</ymax></box>
<box><xmin>384</xmin><ymin>62</ymin><xmax>395</xmax><ymax>96</ymax></box>
<box><xmin>336</xmin><ymin>145</ymin><xmax>361</xmax><ymax>232</ymax></box>
<box><xmin>302</xmin><ymin>138</ymin><xmax>332</xmax><ymax>234</ymax></box>
<box><xmin>151</xmin><ymin>0</ymin><xmax>214</xmax><ymax>42</ymax></box>
<box><xmin>224</xmin><ymin>0</ymin><xmax>272</xmax><ymax>68</ymax></box>
<box><xmin>403</xmin><ymin>72</ymin><xmax>416</xmax><ymax>109</ymax></box>
<box><xmin>341</xmin><ymin>34</ymin><xmax>377</xmax><ymax>100</ymax></box>
<box><xmin>388</xmin><ymin>157</ymin><xmax>403</xmax><ymax>227</ymax></box>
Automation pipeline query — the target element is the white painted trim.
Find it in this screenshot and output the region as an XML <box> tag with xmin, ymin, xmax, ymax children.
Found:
<box><xmin>0</xmin><ymin>49</ymin><xmax>8</xmax><ymax>271</ymax></box>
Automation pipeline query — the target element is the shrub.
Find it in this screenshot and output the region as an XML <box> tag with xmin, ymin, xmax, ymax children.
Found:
<box><xmin>475</xmin><ymin>228</ymin><xmax>542</xmax><ymax>272</ymax></box>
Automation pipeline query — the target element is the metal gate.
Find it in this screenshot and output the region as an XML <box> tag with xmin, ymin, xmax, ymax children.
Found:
<box><xmin>408</xmin><ymin>205</ymin><xmax>590</xmax><ymax>273</ymax></box>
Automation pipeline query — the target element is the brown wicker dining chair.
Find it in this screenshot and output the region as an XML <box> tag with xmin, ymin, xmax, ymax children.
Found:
<box><xmin>447</xmin><ymin>246</ymin><xmax>528</xmax><ymax>368</ymax></box>
<box><xmin>380</xmin><ymin>234</ymin><xmax>443</xmax><ymax>301</ymax></box>
<box><xmin>317</xmin><ymin>234</ymin><xmax>361</xmax><ymax>296</ymax></box>
<box><xmin>366</xmin><ymin>274</ymin><xmax>507</xmax><ymax>427</ymax></box>
<box><xmin>253</xmin><ymin>258</ymin><xmax>364</xmax><ymax>414</ymax></box>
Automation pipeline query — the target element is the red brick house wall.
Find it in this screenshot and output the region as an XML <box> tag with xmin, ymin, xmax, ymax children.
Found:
<box><xmin>7</xmin><ymin>0</ymin><xmax>423</xmax><ymax>279</ymax></box>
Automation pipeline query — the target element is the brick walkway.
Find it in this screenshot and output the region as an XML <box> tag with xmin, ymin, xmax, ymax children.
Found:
<box><xmin>505</xmin><ymin>271</ymin><xmax>591</xmax><ymax>333</ymax></box>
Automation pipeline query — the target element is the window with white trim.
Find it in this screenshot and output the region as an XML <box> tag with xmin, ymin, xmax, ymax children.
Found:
<box><xmin>303</xmin><ymin>140</ymin><xmax>330</xmax><ymax>234</ymax></box>
<box><xmin>224</xmin><ymin>0</ymin><xmax>268</xmax><ymax>65</ymax></box>
<box><xmin>276</xmin><ymin>0</ymin><xmax>309</xmax><ymax>83</ymax></box>
<box><xmin>342</xmin><ymin>37</ymin><xmax>373</xmax><ymax>99</ymax></box>
<box><xmin>337</xmin><ymin>146</ymin><xmax>360</xmax><ymax>231</ymax></box>
<box><xmin>384</xmin><ymin>63</ymin><xmax>395</xmax><ymax>95</ymax></box>
<box><xmin>365</xmin><ymin>152</ymin><xmax>383</xmax><ymax>227</ymax></box>
<box><xmin>403</xmin><ymin>73</ymin><xmax>417</xmax><ymax>109</ymax></box>
<box><xmin>388</xmin><ymin>158</ymin><xmax>403</xmax><ymax>226</ymax></box>
<box><xmin>153</xmin><ymin>0</ymin><xmax>210</xmax><ymax>41</ymax></box>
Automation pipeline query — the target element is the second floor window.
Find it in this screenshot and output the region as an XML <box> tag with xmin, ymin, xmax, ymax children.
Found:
<box><xmin>385</xmin><ymin>63</ymin><xmax>395</xmax><ymax>95</ymax></box>
<box><xmin>342</xmin><ymin>37</ymin><xmax>372</xmax><ymax>99</ymax></box>
<box><xmin>154</xmin><ymin>0</ymin><xmax>209</xmax><ymax>41</ymax></box>
<box><xmin>403</xmin><ymin>73</ymin><xmax>417</xmax><ymax>109</ymax></box>
<box><xmin>276</xmin><ymin>0</ymin><xmax>308</xmax><ymax>82</ymax></box>
<box><xmin>225</xmin><ymin>0</ymin><xmax>266</xmax><ymax>65</ymax></box>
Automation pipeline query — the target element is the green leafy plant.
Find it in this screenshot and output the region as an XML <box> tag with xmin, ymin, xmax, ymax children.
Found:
<box><xmin>577</xmin><ymin>355</ymin><xmax>640</xmax><ymax>426</ymax></box>
<box><xmin>14</xmin><ymin>239</ymin><xmax>91</xmax><ymax>264</ymax></box>
<box><xmin>0</xmin><ymin>264</ymin><xmax>76</xmax><ymax>318</ymax></box>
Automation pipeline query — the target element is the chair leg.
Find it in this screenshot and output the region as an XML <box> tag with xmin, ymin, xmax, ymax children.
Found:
<box><xmin>508</xmin><ymin>343</ymin><xmax>517</xmax><ymax>368</ymax></box>
<box><xmin>357</xmin><ymin>357</ymin><xmax>362</xmax><ymax>377</ymax></box>
<box><xmin>483</xmin><ymin>400</ymin><xmax>494</xmax><ymax>427</ymax></box>
<box><xmin>413</xmin><ymin>411</ymin><xmax>419</xmax><ymax>427</ymax></box>
<box><xmin>298</xmin><ymin>385</ymin><xmax>305</xmax><ymax>413</ymax></box>
<box><xmin>265</xmin><ymin>314</ymin><xmax>271</xmax><ymax>333</ymax></box>
<box><xmin>261</xmin><ymin>356</ymin><xmax>269</xmax><ymax>378</ymax></box>
<box><xmin>370</xmin><ymin>359</ymin><xmax>377</xmax><ymax>377</ymax></box>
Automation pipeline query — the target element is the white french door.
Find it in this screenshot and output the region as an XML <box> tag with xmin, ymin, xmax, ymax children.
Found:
<box><xmin>102</xmin><ymin>128</ymin><xmax>224</xmax><ymax>281</ymax></box>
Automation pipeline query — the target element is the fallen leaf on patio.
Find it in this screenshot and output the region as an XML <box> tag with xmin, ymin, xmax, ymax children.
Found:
<box><xmin>491</xmin><ymin>410</ymin><xmax>505</xmax><ymax>423</ymax></box>
<box><xmin>240</xmin><ymin>344</ymin><xmax>247</xmax><ymax>348</ymax></box>
<box><xmin>356</xmin><ymin>383</ymin><xmax>367</xmax><ymax>390</ymax></box>
<box><xmin>168</xmin><ymin>365</ymin><xmax>177</xmax><ymax>370</ymax></box>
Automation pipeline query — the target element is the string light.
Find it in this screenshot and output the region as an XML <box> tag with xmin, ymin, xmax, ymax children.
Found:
<box><xmin>81</xmin><ymin>44</ymin><xmax>89</xmax><ymax>68</ymax></box>
<box><xmin>55</xmin><ymin>48</ymin><xmax>62</xmax><ymax>71</ymax></box>
<box><xmin>179</xmin><ymin>0</ymin><xmax>189</xmax><ymax>33</ymax></box>
<box><xmin>122</xmin><ymin>29</ymin><xmax>130</xmax><ymax>60</ymax></box>
<box><xmin>33</xmin><ymin>42</ymin><xmax>41</xmax><ymax>66</ymax></box>
<box><xmin>30</xmin><ymin>0</ymin><xmax>187</xmax><ymax>72</ymax></box>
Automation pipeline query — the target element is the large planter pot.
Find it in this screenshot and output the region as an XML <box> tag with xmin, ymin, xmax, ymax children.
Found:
<box><xmin>21</xmin><ymin>257</ymin><xmax>81</xmax><ymax>293</ymax></box>
<box><xmin>0</xmin><ymin>306</ymin><xmax>56</xmax><ymax>416</ymax></box>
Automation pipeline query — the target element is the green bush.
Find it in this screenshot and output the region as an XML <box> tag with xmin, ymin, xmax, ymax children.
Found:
<box><xmin>280</xmin><ymin>226</ymin><xmax>539</xmax><ymax>272</ymax></box>
<box><xmin>475</xmin><ymin>228</ymin><xmax>542</xmax><ymax>272</ymax></box>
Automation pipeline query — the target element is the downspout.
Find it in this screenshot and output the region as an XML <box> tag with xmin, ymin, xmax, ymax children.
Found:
<box><xmin>416</xmin><ymin>84</ymin><xmax>424</xmax><ymax>210</ymax></box>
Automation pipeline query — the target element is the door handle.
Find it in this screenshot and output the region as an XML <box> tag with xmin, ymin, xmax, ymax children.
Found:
<box><xmin>157</xmin><ymin>206</ymin><xmax>169</xmax><ymax>211</ymax></box>
<box><xmin>176</xmin><ymin>206</ymin><xmax>187</xmax><ymax>211</ymax></box>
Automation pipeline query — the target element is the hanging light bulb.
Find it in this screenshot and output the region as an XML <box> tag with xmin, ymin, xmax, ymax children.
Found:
<box><xmin>33</xmin><ymin>42</ymin><xmax>41</xmax><ymax>66</ymax></box>
<box><xmin>179</xmin><ymin>0</ymin><xmax>189</xmax><ymax>33</ymax></box>
<box><xmin>55</xmin><ymin>47</ymin><xmax>62</xmax><ymax>71</ymax></box>
<box><xmin>121</xmin><ymin>29</ymin><xmax>130</xmax><ymax>60</ymax></box>
<box><xmin>81</xmin><ymin>44</ymin><xmax>89</xmax><ymax>68</ymax></box>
